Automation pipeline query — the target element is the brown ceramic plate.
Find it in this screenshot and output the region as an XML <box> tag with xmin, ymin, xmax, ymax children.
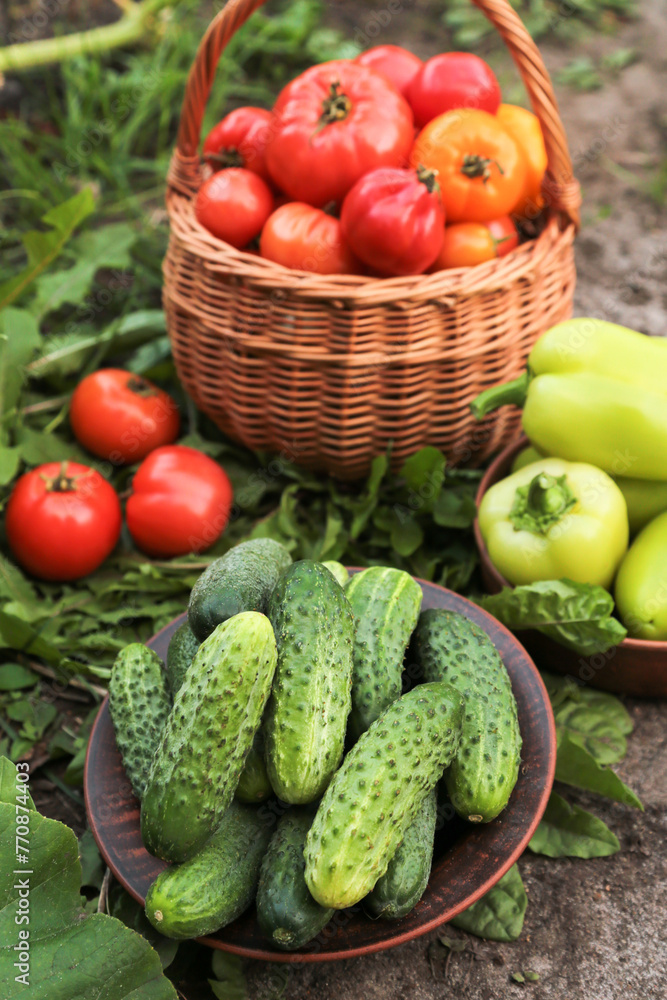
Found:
<box><xmin>84</xmin><ymin>575</ymin><xmax>555</xmax><ymax>962</ymax></box>
<box><xmin>475</xmin><ymin>437</ymin><xmax>667</xmax><ymax>698</ymax></box>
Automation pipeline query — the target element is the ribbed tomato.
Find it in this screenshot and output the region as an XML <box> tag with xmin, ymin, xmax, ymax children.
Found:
<box><xmin>202</xmin><ymin>106</ymin><xmax>273</xmax><ymax>184</ymax></box>
<box><xmin>355</xmin><ymin>45</ymin><xmax>423</xmax><ymax>98</ymax></box>
<box><xmin>195</xmin><ymin>168</ymin><xmax>274</xmax><ymax>247</ymax></box>
<box><xmin>340</xmin><ymin>167</ymin><xmax>445</xmax><ymax>276</ymax></box>
<box><xmin>410</xmin><ymin>109</ymin><xmax>526</xmax><ymax>223</ymax></box>
<box><xmin>260</xmin><ymin>203</ymin><xmax>361</xmax><ymax>274</ymax></box>
<box><xmin>265</xmin><ymin>60</ymin><xmax>414</xmax><ymax>207</ymax></box>
<box><xmin>407</xmin><ymin>53</ymin><xmax>501</xmax><ymax>127</ymax></box>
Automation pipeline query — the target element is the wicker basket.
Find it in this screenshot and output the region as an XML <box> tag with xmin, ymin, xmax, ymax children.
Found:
<box><xmin>164</xmin><ymin>0</ymin><xmax>581</xmax><ymax>481</ymax></box>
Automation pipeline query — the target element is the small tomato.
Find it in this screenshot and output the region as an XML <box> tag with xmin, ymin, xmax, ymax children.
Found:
<box><xmin>431</xmin><ymin>216</ymin><xmax>518</xmax><ymax>269</ymax></box>
<box><xmin>6</xmin><ymin>462</ymin><xmax>122</xmax><ymax>581</ymax></box>
<box><xmin>70</xmin><ymin>369</ymin><xmax>179</xmax><ymax>464</ymax></box>
<box><xmin>202</xmin><ymin>106</ymin><xmax>273</xmax><ymax>184</ymax></box>
<box><xmin>260</xmin><ymin>203</ymin><xmax>361</xmax><ymax>274</ymax></box>
<box><xmin>195</xmin><ymin>168</ymin><xmax>274</xmax><ymax>247</ymax></box>
<box><xmin>340</xmin><ymin>166</ymin><xmax>445</xmax><ymax>276</ymax></box>
<box><xmin>126</xmin><ymin>445</ymin><xmax>233</xmax><ymax>557</ymax></box>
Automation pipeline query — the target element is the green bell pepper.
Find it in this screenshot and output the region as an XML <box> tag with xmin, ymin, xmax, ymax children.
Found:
<box><xmin>513</xmin><ymin>445</ymin><xmax>667</xmax><ymax>535</ymax></box>
<box><xmin>472</xmin><ymin>319</ymin><xmax>667</xmax><ymax>481</ymax></box>
<box><xmin>615</xmin><ymin>510</ymin><xmax>667</xmax><ymax>640</ymax></box>
<box><xmin>478</xmin><ymin>458</ymin><xmax>628</xmax><ymax>589</ymax></box>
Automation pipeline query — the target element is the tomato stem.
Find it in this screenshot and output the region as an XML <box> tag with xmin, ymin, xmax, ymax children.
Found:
<box><xmin>40</xmin><ymin>461</ymin><xmax>93</xmax><ymax>493</ymax></box>
<box><xmin>460</xmin><ymin>154</ymin><xmax>504</xmax><ymax>185</ymax></box>
<box><xmin>317</xmin><ymin>81</ymin><xmax>352</xmax><ymax>130</ymax></box>
<box><xmin>127</xmin><ymin>374</ymin><xmax>158</xmax><ymax>397</ymax></box>
<box><xmin>415</xmin><ymin>164</ymin><xmax>441</xmax><ymax>197</ymax></box>
<box><xmin>206</xmin><ymin>147</ymin><xmax>245</xmax><ymax>170</ymax></box>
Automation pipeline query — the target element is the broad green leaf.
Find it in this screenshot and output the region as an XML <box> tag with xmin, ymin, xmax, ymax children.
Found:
<box><xmin>399</xmin><ymin>447</ymin><xmax>446</xmax><ymax>496</ymax></box>
<box><xmin>209</xmin><ymin>952</ymin><xmax>248</xmax><ymax>1000</ymax></box>
<box><xmin>528</xmin><ymin>791</ymin><xmax>620</xmax><ymax>858</ymax></box>
<box><xmin>541</xmin><ymin>670</ymin><xmax>580</xmax><ymax>709</ymax></box>
<box><xmin>391</xmin><ymin>514</ymin><xmax>424</xmax><ymax>556</ymax></box>
<box><xmin>0</xmin><ymin>663</ymin><xmax>39</xmax><ymax>691</ymax></box>
<box><xmin>0</xmin><ymin>189</ymin><xmax>95</xmax><ymax>309</ymax></box>
<box><xmin>78</xmin><ymin>828</ymin><xmax>105</xmax><ymax>889</ymax></box>
<box><xmin>555</xmin><ymin>700</ymin><xmax>628</xmax><ymax>765</ymax></box>
<box><xmin>0</xmin><ymin>610</ymin><xmax>109</xmax><ymax>679</ymax></box>
<box><xmin>432</xmin><ymin>487</ymin><xmax>477</xmax><ymax>529</ymax></box>
<box><xmin>108</xmin><ymin>884</ymin><xmax>179</xmax><ymax>971</ymax></box>
<box><xmin>555</xmin><ymin>731</ymin><xmax>643</xmax><ymax>809</ymax></box>
<box><xmin>449</xmin><ymin>864</ymin><xmax>527</xmax><ymax>942</ymax></box>
<box><xmin>0</xmin><ymin>447</ymin><xmax>20</xmax><ymax>484</ymax></box>
<box><xmin>17</xmin><ymin>427</ymin><xmax>89</xmax><ymax>466</ymax></box>
<box><xmin>479</xmin><ymin>579</ymin><xmax>627</xmax><ymax>655</ymax></box>
<box><xmin>31</xmin><ymin>223</ymin><xmax>137</xmax><ymax>319</ymax></box>
<box><xmin>0</xmin><ymin>555</ymin><xmax>38</xmax><ymax>608</ymax></box>
<box><xmin>573</xmin><ymin>688</ymin><xmax>633</xmax><ymax>735</ymax></box>
<box><xmin>0</xmin><ymin>756</ymin><xmax>36</xmax><ymax>809</ymax></box>
<box><xmin>349</xmin><ymin>453</ymin><xmax>389</xmax><ymax>539</ymax></box>
<box><xmin>0</xmin><ymin>309</ymin><xmax>41</xmax><ymax>436</ymax></box>
<box><xmin>0</xmin><ymin>802</ymin><xmax>177</xmax><ymax>999</ymax></box>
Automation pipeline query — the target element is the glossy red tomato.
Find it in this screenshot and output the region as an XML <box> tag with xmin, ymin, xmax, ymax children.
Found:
<box><xmin>430</xmin><ymin>216</ymin><xmax>518</xmax><ymax>270</ymax></box>
<box><xmin>6</xmin><ymin>462</ymin><xmax>122</xmax><ymax>581</ymax></box>
<box><xmin>407</xmin><ymin>53</ymin><xmax>501</xmax><ymax>127</ymax></box>
<box><xmin>195</xmin><ymin>168</ymin><xmax>274</xmax><ymax>247</ymax></box>
<box><xmin>202</xmin><ymin>107</ymin><xmax>274</xmax><ymax>184</ymax></box>
<box><xmin>260</xmin><ymin>203</ymin><xmax>361</xmax><ymax>274</ymax></box>
<box><xmin>126</xmin><ymin>446</ymin><xmax>234</xmax><ymax>557</ymax></box>
<box><xmin>355</xmin><ymin>45</ymin><xmax>423</xmax><ymax>98</ymax></box>
<box><xmin>70</xmin><ymin>369</ymin><xmax>179</xmax><ymax>465</ymax></box>
<box><xmin>265</xmin><ymin>60</ymin><xmax>414</xmax><ymax>207</ymax></box>
<box><xmin>340</xmin><ymin>166</ymin><xmax>445</xmax><ymax>276</ymax></box>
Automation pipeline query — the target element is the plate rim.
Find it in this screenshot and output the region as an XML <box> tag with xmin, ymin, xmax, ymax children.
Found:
<box><xmin>84</xmin><ymin>572</ymin><xmax>556</xmax><ymax>963</ymax></box>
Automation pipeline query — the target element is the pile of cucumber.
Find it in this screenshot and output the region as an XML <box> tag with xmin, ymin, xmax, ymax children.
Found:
<box><xmin>108</xmin><ymin>538</ymin><xmax>522</xmax><ymax>948</ymax></box>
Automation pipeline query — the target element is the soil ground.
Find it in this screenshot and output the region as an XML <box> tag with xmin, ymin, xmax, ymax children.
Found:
<box><xmin>5</xmin><ymin>1</ymin><xmax>667</xmax><ymax>997</ymax></box>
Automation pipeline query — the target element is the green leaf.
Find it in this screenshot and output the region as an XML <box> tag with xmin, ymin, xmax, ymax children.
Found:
<box><xmin>432</xmin><ymin>487</ymin><xmax>477</xmax><ymax>528</ymax></box>
<box><xmin>555</xmin><ymin>700</ymin><xmax>628</xmax><ymax>765</ymax></box>
<box><xmin>400</xmin><ymin>447</ymin><xmax>446</xmax><ymax>496</ymax></box>
<box><xmin>391</xmin><ymin>515</ymin><xmax>424</xmax><ymax>557</ymax></box>
<box><xmin>478</xmin><ymin>579</ymin><xmax>627</xmax><ymax>655</ymax></box>
<box><xmin>209</xmin><ymin>952</ymin><xmax>248</xmax><ymax>1000</ymax></box>
<box><xmin>31</xmin><ymin>223</ymin><xmax>137</xmax><ymax>319</ymax></box>
<box><xmin>0</xmin><ymin>801</ymin><xmax>178</xmax><ymax>999</ymax></box>
<box><xmin>528</xmin><ymin>791</ymin><xmax>620</xmax><ymax>858</ymax></box>
<box><xmin>17</xmin><ymin>427</ymin><xmax>89</xmax><ymax>466</ymax></box>
<box><xmin>0</xmin><ymin>189</ymin><xmax>95</xmax><ymax>310</ymax></box>
<box><xmin>0</xmin><ymin>663</ymin><xmax>39</xmax><ymax>691</ymax></box>
<box><xmin>449</xmin><ymin>864</ymin><xmax>527</xmax><ymax>942</ymax></box>
<box><xmin>555</xmin><ymin>731</ymin><xmax>643</xmax><ymax>809</ymax></box>
<box><xmin>0</xmin><ymin>445</ymin><xmax>20</xmax><ymax>484</ymax></box>
<box><xmin>78</xmin><ymin>828</ymin><xmax>105</xmax><ymax>889</ymax></box>
<box><xmin>0</xmin><ymin>610</ymin><xmax>109</xmax><ymax>680</ymax></box>
<box><xmin>0</xmin><ymin>309</ymin><xmax>42</xmax><ymax>436</ymax></box>
<box><xmin>0</xmin><ymin>755</ymin><xmax>36</xmax><ymax>809</ymax></box>
<box><xmin>108</xmin><ymin>883</ymin><xmax>179</xmax><ymax>971</ymax></box>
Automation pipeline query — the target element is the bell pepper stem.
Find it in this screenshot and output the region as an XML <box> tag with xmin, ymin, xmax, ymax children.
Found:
<box><xmin>470</xmin><ymin>372</ymin><xmax>530</xmax><ymax>421</ymax></box>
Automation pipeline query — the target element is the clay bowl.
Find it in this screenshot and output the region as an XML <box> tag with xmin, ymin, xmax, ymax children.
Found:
<box><xmin>474</xmin><ymin>437</ymin><xmax>667</xmax><ymax>698</ymax></box>
<box><xmin>84</xmin><ymin>574</ymin><xmax>555</xmax><ymax>963</ymax></box>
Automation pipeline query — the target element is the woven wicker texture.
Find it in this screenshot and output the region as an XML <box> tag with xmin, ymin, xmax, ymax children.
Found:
<box><xmin>164</xmin><ymin>0</ymin><xmax>580</xmax><ymax>480</ymax></box>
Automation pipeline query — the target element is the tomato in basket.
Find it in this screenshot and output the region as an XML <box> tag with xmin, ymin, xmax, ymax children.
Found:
<box><xmin>430</xmin><ymin>217</ymin><xmax>518</xmax><ymax>270</ymax></box>
<box><xmin>195</xmin><ymin>168</ymin><xmax>274</xmax><ymax>247</ymax></box>
<box><xmin>407</xmin><ymin>53</ymin><xmax>501</xmax><ymax>127</ymax></box>
<box><xmin>355</xmin><ymin>45</ymin><xmax>423</xmax><ymax>98</ymax></box>
<box><xmin>202</xmin><ymin>106</ymin><xmax>273</xmax><ymax>184</ymax></box>
<box><xmin>260</xmin><ymin>203</ymin><xmax>362</xmax><ymax>275</ymax></box>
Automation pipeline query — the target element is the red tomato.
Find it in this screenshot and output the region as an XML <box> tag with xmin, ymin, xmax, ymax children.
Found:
<box><xmin>260</xmin><ymin>203</ymin><xmax>362</xmax><ymax>274</ymax></box>
<box><xmin>202</xmin><ymin>106</ymin><xmax>273</xmax><ymax>184</ymax></box>
<box><xmin>340</xmin><ymin>167</ymin><xmax>445</xmax><ymax>276</ymax></box>
<box><xmin>6</xmin><ymin>462</ymin><xmax>122</xmax><ymax>581</ymax></box>
<box><xmin>265</xmin><ymin>60</ymin><xmax>414</xmax><ymax>207</ymax></box>
<box><xmin>430</xmin><ymin>217</ymin><xmax>518</xmax><ymax>270</ymax></box>
<box><xmin>410</xmin><ymin>110</ymin><xmax>526</xmax><ymax>223</ymax></box>
<box><xmin>355</xmin><ymin>45</ymin><xmax>423</xmax><ymax>98</ymax></box>
<box><xmin>126</xmin><ymin>446</ymin><xmax>234</xmax><ymax>557</ymax></box>
<box><xmin>407</xmin><ymin>53</ymin><xmax>501</xmax><ymax>127</ymax></box>
<box><xmin>69</xmin><ymin>369</ymin><xmax>179</xmax><ymax>465</ymax></box>
<box><xmin>195</xmin><ymin>169</ymin><xmax>274</xmax><ymax>247</ymax></box>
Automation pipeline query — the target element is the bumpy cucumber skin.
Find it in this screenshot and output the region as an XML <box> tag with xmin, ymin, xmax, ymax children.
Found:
<box><xmin>321</xmin><ymin>561</ymin><xmax>349</xmax><ymax>587</ymax></box>
<box><xmin>363</xmin><ymin>786</ymin><xmax>437</xmax><ymax>920</ymax></box>
<box><xmin>188</xmin><ymin>538</ymin><xmax>292</xmax><ymax>641</ymax></box>
<box><xmin>108</xmin><ymin>644</ymin><xmax>171</xmax><ymax>800</ymax></box>
<box><xmin>410</xmin><ymin>609</ymin><xmax>522</xmax><ymax>823</ymax></box>
<box><xmin>236</xmin><ymin>730</ymin><xmax>272</xmax><ymax>803</ymax></box>
<box><xmin>145</xmin><ymin>801</ymin><xmax>271</xmax><ymax>940</ymax></box>
<box><xmin>265</xmin><ymin>561</ymin><xmax>354</xmax><ymax>805</ymax></box>
<box><xmin>345</xmin><ymin>567</ymin><xmax>423</xmax><ymax>740</ymax></box>
<box><xmin>165</xmin><ymin>622</ymin><xmax>200</xmax><ymax>694</ymax></box>
<box><xmin>141</xmin><ymin>612</ymin><xmax>277</xmax><ymax>864</ymax></box>
<box><xmin>256</xmin><ymin>808</ymin><xmax>334</xmax><ymax>950</ymax></box>
<box><xmin>305</xmin><ymin>682</ymin><xmax>463</xmax><ymax>909</ymax></box>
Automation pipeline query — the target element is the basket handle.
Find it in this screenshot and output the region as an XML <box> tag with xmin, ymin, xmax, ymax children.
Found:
<box><xmin>173</xmin><ymin>0</ymin><xmax>580</xmax><ymax>229</ymax></box>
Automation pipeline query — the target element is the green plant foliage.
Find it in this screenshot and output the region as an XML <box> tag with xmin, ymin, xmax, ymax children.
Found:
<box><xmin>555</xmin><ymin>731</ymin><xmax>643</xmax><ymax>809</ymax></box>
<box><xmin>528</xmin><ymin>791</ymin><xmax>620</xmax><ymax>858</ymax></box>
<box><xmin>449</xmin><ymin>864</ymin><xmax>527</xmax><ymax>942</ymax></box>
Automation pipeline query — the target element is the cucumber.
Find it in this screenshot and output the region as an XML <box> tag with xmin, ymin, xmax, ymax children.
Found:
<box><xmin>345</xmin><ymin>566</ymin><xmax>423</xmax><ymax>740</ymax></box>
<box><xmin>108</xmin><ymin>644</ymin><xmax>171</xmax><ymax>800</ymax></box>
<box><xmin>305</xmin><ymin>681</ymin><xmax>463</xmax><ymax>909</ymax></box>
<box><xmin>145</xmin><ymin>801</ymin><xmax>271</xmax><ymax>940</ymax></box>
<box><xmin>256</xmin><ymin>808</ymin><xmax>334</xmax><ymax>950</ymax></box>
<box><xmin>265</xmin><ymin>560</ymin><xmax>354</xmax><ymax>804</ymax></box>
<box><xmin>141</xmin><ymin>612</ymin><xmax>277</xmax><ymax>864</ymax></box>
<box><xmin>165</xmin><ymin>622</ymin><xmax>200</xmax><ymax>694</ymax></box>
<box><xmin>321</xmin><ymin>561</ymin><xmax>348</xmax><ymax>587</ymax></box>
<box><xmin>188</xmin><ymin>538</ymin><xmax>292</xmax><ymax>641</ymax></box>
<box><xmin>236</xmin><ymin>730</ymin><xmax>272</xmax><ymax>803</ymax></box>
<box><xmin>364</xmin><ymin>787</ymin><xmax>437</xmax><ymax>920</ymax></box>
<box><xmin>410</xmin><ymin>609</ymin><xmax>522</xmax><ymax>823</ymax></box>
